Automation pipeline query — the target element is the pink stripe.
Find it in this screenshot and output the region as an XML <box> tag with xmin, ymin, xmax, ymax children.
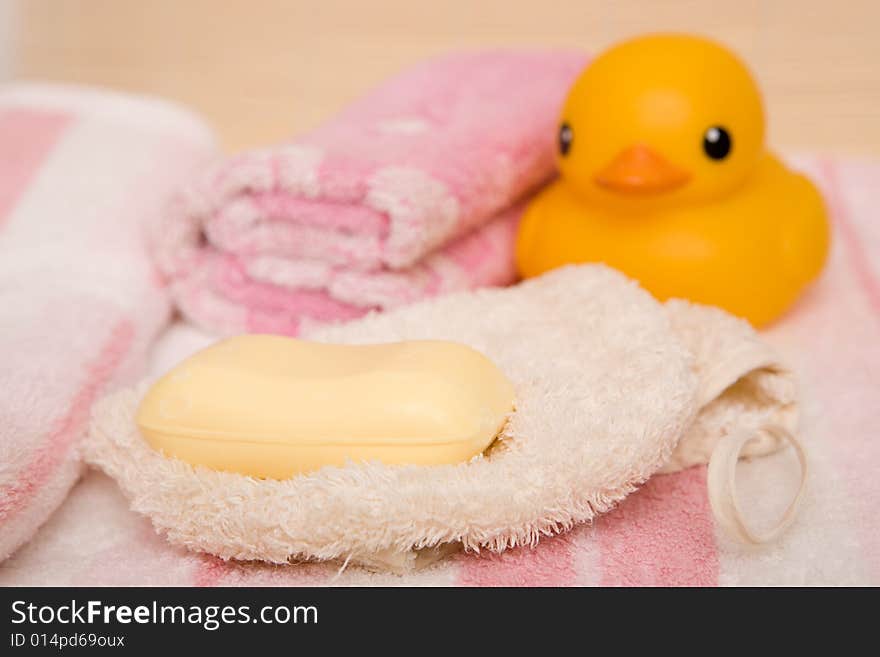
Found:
<box><xmin>597</xmin><ymin>467</ymin><xmax>719</xmax><ymax>586</ymax></box>
<box><xmin>0</xmin><ymin>319</ymin><xmax>135</xmax><ymax>524</ymax></box>
<box><xmin>819</xmin><ymin>159</ymin><xmax>880</xmax><ymax>316</ymax></box>
<box><xmin>0</xmin><ymin>108</ymin><xmax>73</xmax><ymax>229</ymax></box>
<box><xmin>253</xmin><ymin>192</ymin><xmax>386</xmax><ymax>235</ymax></box>
<box><xmin>193</xmin><ymin>555</ymin><xmax>233</xmax><ymax>587</ymax></box>
<box><xmin>457</xmin><ymin>533</ymin><xmax>577</xmax><ymax>586</ymax></box>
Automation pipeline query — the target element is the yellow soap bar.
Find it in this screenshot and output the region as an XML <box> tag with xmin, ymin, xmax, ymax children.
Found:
<box><xmin>136</xmin><ymin>335</ymin><xmax>515</xmax><ymax>479</ymax></box>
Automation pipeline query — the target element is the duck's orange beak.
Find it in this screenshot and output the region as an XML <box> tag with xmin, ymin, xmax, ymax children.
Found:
<box><xmin>594</xmin><ymin>144</ymin><xmax>690</xmax><ymax>195</ymax></box>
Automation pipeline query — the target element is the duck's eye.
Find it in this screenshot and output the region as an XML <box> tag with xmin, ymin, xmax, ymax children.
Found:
<box><xmin>559</xmin><ymin>123</ymin><xmax>573</xmax><ymax>156</ymax></box>
<box><xmin>703</xmin><ymin>126</ymin><xmax>732</xmax><ymax>160</ymax></box>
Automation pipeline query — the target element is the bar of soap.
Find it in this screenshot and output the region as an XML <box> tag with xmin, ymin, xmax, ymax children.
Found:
<box><xmin>136</xmin><ymin>335</ymin><xmax>515</xmax><ymax>479</ymax></box>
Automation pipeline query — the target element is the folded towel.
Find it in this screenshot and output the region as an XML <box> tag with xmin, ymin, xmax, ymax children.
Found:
<box><xmin>156</xmin><ymin>50</ymin><xmax>587</xmax><ymax>335</ymax></box>
<box><xmin>0</xmin><ymin>84</ymin><xmax>215</xmax><ymax>561</ymax></box>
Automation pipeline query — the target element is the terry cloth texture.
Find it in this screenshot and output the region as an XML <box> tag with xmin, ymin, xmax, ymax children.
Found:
<box><xmin>0</xmin><ymin>84</ymin><xmax>215</xmax><ymax>561</ymax></box>
<box><xmin>3</xmin><ymin>154</ymin><xmax>876</xmax><ymax>586</ymax></box>
<box><xmin>154</xmin><ymin>50</ymin><xmax>587</xmax><ymax>336</ymax></box>
<box><xmin>84</xmin><ymin>265</ymin><xmax>796</xmax><ymax>572</ymax></box>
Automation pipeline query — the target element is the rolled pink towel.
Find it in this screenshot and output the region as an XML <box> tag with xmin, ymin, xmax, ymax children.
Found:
<box><xmin>156</xmin><ymin>50</ymin><xmax>587</xmax><ymax>335</ymax></box>
<box><xmin>0</xmin><ymin>84</ymin><xmax>215</xmax><ymax>561</ymax></box>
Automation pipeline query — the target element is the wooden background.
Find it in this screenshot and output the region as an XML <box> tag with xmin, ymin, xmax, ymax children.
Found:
<box><xmin>6</xmin><ymin>0</ymin><xmax>879</xmax><ymax>154</ymax></box>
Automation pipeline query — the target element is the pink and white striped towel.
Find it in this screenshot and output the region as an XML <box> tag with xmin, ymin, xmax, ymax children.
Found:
<box><xmin>0</xmin><ymin>84</ymin><xmax>215</xmax><ymax>561</ymax></box>
<box><xmin>156</xmin><ymin>51</ymin><xmax>587</xmax><ymax>335</ymax></box>
<box><xmin>1</xmin><ymin>155</ymin><xmax>876</xmax><ymax>586</ymax></box>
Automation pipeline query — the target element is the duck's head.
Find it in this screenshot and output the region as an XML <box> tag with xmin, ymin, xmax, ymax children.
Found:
<box><xmin>558</xmin><ymin>34</ymin><xmax>765</xmax><ymax>209</ymax></box>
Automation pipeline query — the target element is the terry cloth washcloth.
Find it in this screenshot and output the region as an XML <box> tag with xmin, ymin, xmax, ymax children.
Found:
<box><xmin>85</xmin><ymin>265</ymin><xmax>803</xmax><ymax>573</ymax></box>
<box><xmin>0</xmin><ymin>84</ymin><xmax>215</xmax><ymax>561</ymax></box>
<box><xmin>154</xmin><ymin>50</ymin><xmax>588</xmax><ymax>336</ymax></box>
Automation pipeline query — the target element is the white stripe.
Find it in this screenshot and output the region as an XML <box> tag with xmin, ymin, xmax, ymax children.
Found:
<box><xmin>716</xmin><ymin>407</ymin><xmax>870</xmax><ymax>585</ymax></box>
<box><xmin>0</xmin><ymin>83</ymin><xmax>215</xmax><ymax>148</ymax></box>
<box><xmin>0</xmin><ymin>113</ymin><xmax>210</xmax><ymax>311</ymax></box>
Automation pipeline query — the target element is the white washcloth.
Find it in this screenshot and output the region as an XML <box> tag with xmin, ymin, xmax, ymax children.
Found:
<box><xmin>86</xmin><ymin>265</ymin><xmax>799</xmax><ymax>572</ymax></box>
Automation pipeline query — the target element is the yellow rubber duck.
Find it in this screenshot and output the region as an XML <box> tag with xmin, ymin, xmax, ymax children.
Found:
<box><xmin>516</xmin><ymin>34</ymin><xmax>830</xmax><ymax>327</ymax></box>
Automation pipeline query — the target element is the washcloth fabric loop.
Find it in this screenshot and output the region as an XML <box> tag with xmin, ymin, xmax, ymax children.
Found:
<box><xmin>707</xmin><ymin>424</ymin><xmax>808</xmax><ymax>545</ymax></box>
